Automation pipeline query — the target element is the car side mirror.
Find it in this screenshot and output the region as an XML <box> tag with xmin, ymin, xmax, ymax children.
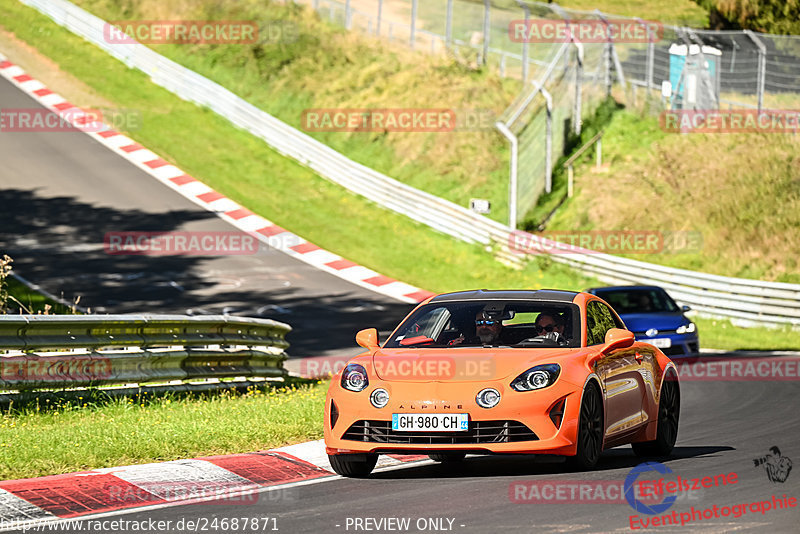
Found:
<box><xmin>356</xmin><ymin>328</ymin><xmax>379</xmax><ymax>350</ymax></box>
<box><xmin>681</xmin><ymin>305</ymin><xmax>691</xmax><ymax>312</ymax></box>
<box><xmin>602</xmin><ymin>328</ymin><xmax>635</xmax><ymax>353</ymax></box>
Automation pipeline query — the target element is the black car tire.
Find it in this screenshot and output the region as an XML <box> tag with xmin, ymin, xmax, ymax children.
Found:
<box><xmin>328</xmin><ymin>453</ymin><xmax>378</xmax><ymax>477</ymax></box>
<box><xmin>567</xmin><ymin>381</ymin><xmax>604</xmax><ymax>470</ymax></box>
<box><xmin>632</xmin><ymin>373</ymin><xmax>680</xmax><ymax>457</ymax></box>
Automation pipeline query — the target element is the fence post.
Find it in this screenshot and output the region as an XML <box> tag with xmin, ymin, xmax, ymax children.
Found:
<box><xmin>410</xmin><ymin>0</ymin><xmax>418</xmax><ymax>49</ymax></box>
<box><xmin>744</xmin><ymin>30</ymin><xmax>766</xmax><ymax>112</ymax></box>
<box><xmin>482</xmin><ymin>0</ymin><xmax>491</xmax><ymax>66</ymax></box>
<box><xmin>345</xmin><ymin>0</ymin><xmax>352</xmax><ymax>29</ymax></box>
<box><xmin>496</xmin><ymin>122</ymin><xmax>519</xmax><ymax>229</ymax></box>
<box><xmin>635</xmin><ymin>18</ymin><xmax>655</xmax><ymax>99</ymax></box>
<box><xmin>446</xmin><ymin>0</ymin><xmax>453</xmax><ymax>49</ymax></box>
<box><xmin>572</xmin><ymin>38</ymin><xmax>584</xmax><ymax>136</ymax></box>
<box><xmin>535</xmin><ymin>85</ymin><xmax>554</xmax><ymax>194</ymax></box>
<box><xmin>515</xmin><ymin>1</ymin><xmax>531</xmax><ymax>82</ymax></box>
<box><xmin>377</xmin><ymin>0</ymin><xmax>383</xmax><ymax>36</ymax></box>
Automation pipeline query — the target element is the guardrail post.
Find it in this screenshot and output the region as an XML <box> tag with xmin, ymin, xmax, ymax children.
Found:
<box><xmin>482</xmin><ymin>0</ymin><xmax>491</xmax><ymax>66</ymax></box>
<box><xmin>496</xmin><ymin>122</ymin><xmax>518</xmax><ymax>228</ymax></box>
<box><xmin>567</xmin><ymin>165</ymin><xmax>574</xmax><ymax>197</ymax></box>
<box><xmin>596</xmin><ymin>134</ymin><xmax>602</xmax><ymax>169</ymax></box>
<box><xmin>410</xmin><ymin>0</ymin><xmax>418</xmax><ymax>49</ymax></box>
<box><xmin>744</xmin><ymin>30</ymin><xmax>766</xmax><ymax>112</ymax></box>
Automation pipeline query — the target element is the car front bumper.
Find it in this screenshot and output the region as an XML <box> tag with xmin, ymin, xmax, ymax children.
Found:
<box><xmin>324</xmin><ymin>378</ymin><xmax>584</xmax><ymax>456</ymax></box>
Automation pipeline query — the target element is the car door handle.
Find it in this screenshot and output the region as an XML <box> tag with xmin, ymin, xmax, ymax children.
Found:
<box><xmin>634</xmin><ymin>352</ymin><xmax>644</xmax><ymax>363</ymax></box>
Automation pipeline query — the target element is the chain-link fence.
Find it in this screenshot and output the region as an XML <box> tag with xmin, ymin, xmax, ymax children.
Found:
<box><xmin>288</xmin><ymin>0</ymin><xmax>800</xmax><ymax>226</ymax></box>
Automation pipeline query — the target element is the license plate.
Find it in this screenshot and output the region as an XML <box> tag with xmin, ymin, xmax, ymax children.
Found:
<box><xmin>392</xmin><ymin>413</ymin><xmax>469</xmax><ymax>432</ymax></box>
<box><xmin>651</xmin><ymin>338</ymin><xmax>672</xmax><ymax>348</ymax></box>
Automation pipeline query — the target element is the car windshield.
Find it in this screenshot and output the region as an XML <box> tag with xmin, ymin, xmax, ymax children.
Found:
<box><xmin>595</xmin><ymin>288</ymin><xmax>679</xmax><ymax>314</ymax></box>
<box><xmin>383</xmin><ymin>300</ymin><xmax>581</xmax><ymax>349</ymax></box>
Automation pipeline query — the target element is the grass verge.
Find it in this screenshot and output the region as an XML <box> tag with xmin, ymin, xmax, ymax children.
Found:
<box><xmin>695</xmin><ymin>317</ymin><xmax>800</xmax><ymax>352</ymax></box>
<box><xmin>69</xmin><ymin>0</ymin><xmax>520</xmax><ymax>225</ymax></box>
<box><xmin>0</xmin><ymin>380</ymin><xmax>327</xmax><ymax>480</ymax></box>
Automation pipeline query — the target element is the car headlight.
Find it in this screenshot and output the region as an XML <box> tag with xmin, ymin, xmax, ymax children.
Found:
<box><xmin>510</xmin><ymin>364</ymin><xmax>561</xmax><ymax>392</ymax></box>
<box><xmin>476</xmin><ymin>388</ymin><xmax>501</xmax><ymax>408</ymax></box>
<box><xmin>341</xmin><ymin>363</ymin><xmax>369</xmax><ymax>392</ymax></box>
<box><xmin>370</xmin><ymin>388</ymin><xmax>389</xmax><ymax>408</ymax></box>
<box><xmin>676</xmin><ymin>322</ymin><xmax>696</xmax><ymax>334</ymax></box>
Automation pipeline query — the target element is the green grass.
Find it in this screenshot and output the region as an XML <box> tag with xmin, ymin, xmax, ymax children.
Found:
<box><xmin>553</xmin><ymin>0</ymin><xmax>709</xmax><ymax>27</ymax></box>
<box><xmin>695</xmin><ymin>317</ymin><xmax>800</xmax><ymax>352</ymax></box>
<box><xmin>67</xmin><ymin>0</ymin><xmax>520</xmax><ymax>225</ymax></box>
<box><xmin>541</xmin><ymin>106</ymin><xmax>800</xmax><ymax>284</ymax></box>
<box><xmin>4</xmin><ymin>277</ymin><xmax>75</xmax><ymax>315</ymax></box>
<box><xmin>0</xmin><ymin>381</ymin><xmax>326</xmax><ymax>480</ymax></box>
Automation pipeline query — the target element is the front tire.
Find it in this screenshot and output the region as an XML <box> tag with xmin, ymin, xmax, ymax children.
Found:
<box><xmin>568</xmin><ymin>381</ymin><xmax>603</xmax><ymax>470</ymax></box>
<box><xmin>632</xmin><ymin>374</ymin><xmax>680</xmax><ymax>457</ymax></box>
<box><xmin>328</xmin><ymin>453</ymin><xmax>378</xmax><ymax>477</ymax></box>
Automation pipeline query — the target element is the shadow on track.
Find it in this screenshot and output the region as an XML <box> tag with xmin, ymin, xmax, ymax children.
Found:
<box><xmin>371</xmin><ymin>446</ymin><xmax>736</xmax><ymax>479</ymax></box>
<box><xmin>0</xmin><ymin>189</ymin><xmax>413</xmax><ymax>357</ymax></box>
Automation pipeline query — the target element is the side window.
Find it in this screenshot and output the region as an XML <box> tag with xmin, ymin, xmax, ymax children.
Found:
<box><xmin>587</xmin><ymin>301</ymin><xmax>617</xmax><ymax>345</ymax></box>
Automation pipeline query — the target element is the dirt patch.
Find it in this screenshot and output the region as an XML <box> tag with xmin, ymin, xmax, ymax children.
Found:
<box><xmin>0</xmin><ymin>27</ymin><xmax>114</xmax><ymax>108</ymax></box>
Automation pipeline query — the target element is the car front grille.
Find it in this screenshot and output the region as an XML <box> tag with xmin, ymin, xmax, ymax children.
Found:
<box><xmin>341</xmin><ymin>420</ymin><xmax>538</xmax><ymax>444</ymax></box>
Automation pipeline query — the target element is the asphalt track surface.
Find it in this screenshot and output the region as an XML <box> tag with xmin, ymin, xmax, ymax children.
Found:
<box><xmin>11</xmin><ymin>359</ymin><xmax>799</xmax><ymax>534</ymax></box>
<box><xmin>0</xmin><ymin>75</ymin><xmax>413</xmax><ymax>360</ymax></box>
<box><xmin>2</xmin><ymin>62</ymin><xmax>799</xmax><ymax>534</ymax></box>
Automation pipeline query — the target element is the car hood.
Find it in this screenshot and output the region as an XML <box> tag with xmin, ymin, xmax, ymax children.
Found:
<box><xmin>370</xmin><ymin>347</ymin><xmax>580</xmax><ymax>382</ymax></box>
<box><xmin>620</xmin><ymin>312</ymin><xmax>687</xmax><ymax>333</ymax></box>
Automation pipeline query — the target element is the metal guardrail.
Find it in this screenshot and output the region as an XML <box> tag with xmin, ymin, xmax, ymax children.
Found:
<box><xmin>0</xmin><ymin>315</ymin><xmax>290</xmax><ymax>390</ymax></box>
<box><xmin>16</xmin><ymin>0</ymin><xmax>800</xmax><ymax>327</ymax></box>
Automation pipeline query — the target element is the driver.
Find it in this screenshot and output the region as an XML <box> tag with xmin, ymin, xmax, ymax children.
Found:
<box><xmin>534</xmin><ymin>312</ymin><xmax>565</xmax><ymax>339</ymax></box>
<box><xmin>449</xmin><ymin>310</ymin><xmax>503</xmax><ymax>346</ymax></box>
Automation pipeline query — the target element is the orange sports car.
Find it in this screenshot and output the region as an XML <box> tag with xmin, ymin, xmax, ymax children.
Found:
<box><xmin>324</xmin><ymin>290</ymin><xmax>680</xmax><ymax>477</ymax></box>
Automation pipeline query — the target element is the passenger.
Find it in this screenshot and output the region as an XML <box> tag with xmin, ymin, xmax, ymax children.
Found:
<box><xmin>534</xmin><ymin>312</ymin><xmax>565</xmax><ymax>338</ymax></box>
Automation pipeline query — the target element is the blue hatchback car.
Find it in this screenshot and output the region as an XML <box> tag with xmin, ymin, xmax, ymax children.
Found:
<box><xmin>586</xmin><ymin>285</ymin><xmax>699</xmax><ymax>357</ymax></box>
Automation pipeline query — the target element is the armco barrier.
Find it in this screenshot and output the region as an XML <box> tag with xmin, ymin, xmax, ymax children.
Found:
<box><xmin>0</xmin><ymin>315</ymin><xmax>290</xmax><ymax>390</ymax></box>
<box><xmin>15</xmin><ymin>0</ymin><xmax>800</xmax><ymax>327</ymax></box>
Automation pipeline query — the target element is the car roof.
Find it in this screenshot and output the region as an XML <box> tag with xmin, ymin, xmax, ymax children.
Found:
<box><xmin>430</xmin><ymin>289</ymin><xmax>579</xmax><ymax>303</ymax></box>
<box><xmin>587</xmin><ymin>285</ymin><xmax>665</xmax><ymax>292</ymax></box>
